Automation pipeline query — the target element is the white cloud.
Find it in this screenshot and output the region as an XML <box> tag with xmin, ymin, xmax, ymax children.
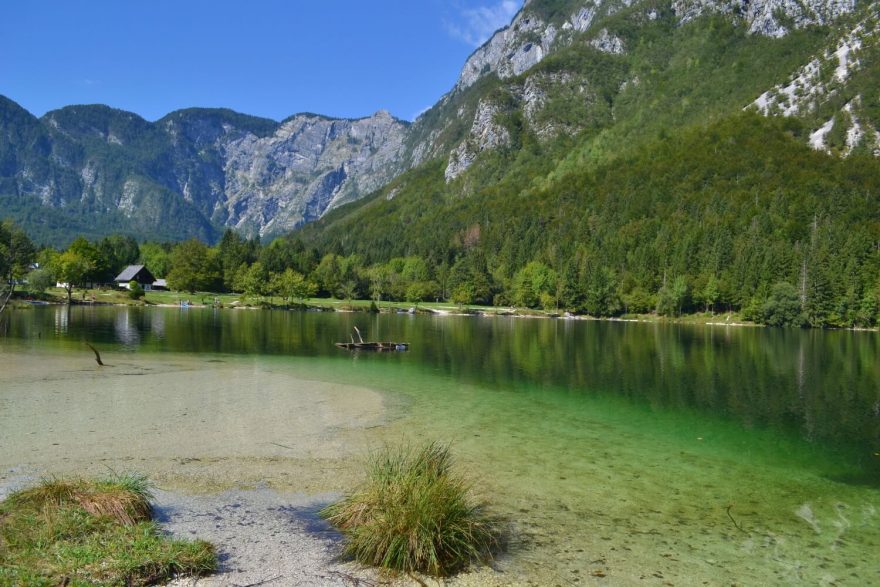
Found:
<box><xmin>445</xmin><ymin>1</ymin><xmax>521</xmax><ymax>47</ymax></box>
<box><xmin>412</xmin><ymin>105</ymin><xmax>432</xmax><ymax>120</ymax></box>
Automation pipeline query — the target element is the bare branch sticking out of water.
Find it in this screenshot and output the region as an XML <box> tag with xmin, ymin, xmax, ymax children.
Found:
<box><xmin>0</xmin><ymin>294</ymin><xmax>9</xmax><ymax>314</ymax></box>
<box><xmin>726</xmin><ymin>504</ymin><xmax>748</xmax><ymax>534</ymax></box>
<box><xmin>85</xmin><ymin>343</ymin><xmax>105</xmax><ymax>366</ymax></box>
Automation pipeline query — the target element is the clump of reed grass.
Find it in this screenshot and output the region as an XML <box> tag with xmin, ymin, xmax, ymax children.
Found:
<box><xmin>0</xmin><ymin>473</ymin><xmax>217</xmax><ymax>586</ymax></box>
<box><xmin>321</xmin><ymin>442</ymin><xmax>500</xmax><ymax>577</ymax></box>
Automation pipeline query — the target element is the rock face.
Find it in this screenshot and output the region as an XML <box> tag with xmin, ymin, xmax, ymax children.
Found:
<box><xmin>436</xmin><ymin>0</ymin><xmax>864</xmax><ymax>182</ymax></box>
<box><xmin>750</xmin><ymin>8</ymin><xmax>880</xmax><ymax>156</ymax></box>
<box><xmin>444</xmin><ymin>71</ymin><xmax>592</xmax><ymax>180</ymax></box>
<box><xmin>455</xmin><ymin>13</ymin><xmax>557</xmax><ymax>92</ymax></box>
<box><xmin>452</xmin><ymin>0</ymin><xmax>858</xmax><ymax>98</ymax></box>
<box><xmin>0</xmin><ymin>0</ymin><xmax>871</xmax><ymax>243</ymax></box>
<box><xmin>590</xmin><ymin>29</ymin><xmax>625</xmax><ymax>54</ymax></box>
<box><xmin>0</xmin><ymin>101</ymin><xmax>408</xmax><ymax>239</ymax></box>
<box><xmin>445</xmin><ymin>100</ymin><xmax>512</xmax><ymax>181</ymax></box>
<box><xmin>221</xmin><ymin>111</ymin><xmax>407</xmax><ymax>234</ymax></box>
<box><xmin>673</xmin><ymin>0</ymin><xmax>856</xmax><ymax>37</ymax></box>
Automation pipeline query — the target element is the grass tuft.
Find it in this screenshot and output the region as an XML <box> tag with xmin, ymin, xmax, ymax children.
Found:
<box><xmin>321</xmin><ymin>442</ymin><xmax>501</xmax><ymax>577</ymax></box>
<box><xmin>0</xmin><ymin>473</ymin><xmax>217</xmax><ymax>586</ymax></box>
<box><xmin>5</xmin><ymin>473</ymin><xmax>152</xmax><ymax>527</ymax></box>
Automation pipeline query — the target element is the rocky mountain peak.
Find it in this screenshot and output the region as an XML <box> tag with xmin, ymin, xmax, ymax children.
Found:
<box><xmin>453</xmin><ymin>0</ymin><xmax>860</xmax><ymax>97</ymax></box>
<box><xmin>219</xmin><ymin>108</ymin><xmax>409</xmax><ymax>235</ymax></box>
<box><xmin>673</xmin><ymin>0</ymin><xmax>857</xmax><ymax>37</ymax></box>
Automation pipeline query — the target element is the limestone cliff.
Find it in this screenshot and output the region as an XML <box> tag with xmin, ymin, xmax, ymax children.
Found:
<box><xmin>0</xmin><ymin>0</ymin><xmax>872</xmax><ymax>243</ymax></box>
<box><xmin>220</xmin><ymin>111</ymin><xmax>407</xmax><ymax>234</ymax></box>
<box><xmin>750</xmin><ymin>7</ymin><xmax>880</xmax><ymax>156</ymax></box>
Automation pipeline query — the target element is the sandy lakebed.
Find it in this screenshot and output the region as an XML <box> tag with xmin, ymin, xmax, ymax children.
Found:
<box><xmin>0</xmin><ymin>347</ymin><xmax>516</xmax><ymax>586</ymax></box>
<box><xmin>5</xmin><ymin>329</ymin><xmax>878</xmax><ymax>586</ymax></box>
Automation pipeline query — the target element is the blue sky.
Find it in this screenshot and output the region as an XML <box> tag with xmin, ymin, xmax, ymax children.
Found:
<box><xmin>0</xmin><ymin>1</ymin><xmax>522</xmax><ymax>122</ymax></box>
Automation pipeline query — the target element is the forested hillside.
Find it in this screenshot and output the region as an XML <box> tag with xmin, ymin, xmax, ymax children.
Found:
<box><xmin>297</xmin><ymin>3</ymin><xmax>880</xmax><ymax>326</ymax></box>
<box><xmin>302</xmin><ymin>112</ymin><xmax>880</xmax><ymax>325</ymax></box>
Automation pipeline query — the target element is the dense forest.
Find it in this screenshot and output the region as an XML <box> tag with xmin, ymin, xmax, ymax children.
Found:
<box><xmin>289</xmin><ymin>9</ymin><xmax>880</xmax><ymax>329</ymax></box>
<box><xmin>296</xmin><ymin>113</ymin><xmax>880</xmax><ymax>327</ymax></box>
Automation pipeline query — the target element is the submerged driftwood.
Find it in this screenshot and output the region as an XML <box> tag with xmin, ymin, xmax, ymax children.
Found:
<box><xmin>336</xmin><ymin>327</ymin><xmax>408</xmax><ymax>352</ymax></box>
<box><xmin>85</xmin><ymin>342</ymin><xmax>105</xmax><ymax>366</ymax></box>
<box><xmin>335</xmin><ymin>341</ymin><xmax>409</xmax><ymax>352</ymax></box>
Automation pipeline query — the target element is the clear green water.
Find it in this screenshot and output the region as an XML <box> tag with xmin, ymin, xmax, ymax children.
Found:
<box><xmin>2</xmin><ymin>306</ymin><xmax>879</xmax><ymax>585</ymax></box>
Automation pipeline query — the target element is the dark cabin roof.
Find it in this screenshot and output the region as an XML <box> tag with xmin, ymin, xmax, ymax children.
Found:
<box><xmin>115</xmin><ymin>264</ymin><xmax>155</xmax><ymax>283</ymax></box>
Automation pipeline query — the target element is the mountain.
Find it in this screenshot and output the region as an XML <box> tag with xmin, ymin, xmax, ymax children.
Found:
<box><xmin>400</xmin><ymin>0</ymin><xmax>873</xmax><ymax>182</ymax></box>
<box><xmin>0</xmin><ymin>98</ymin><xmax>409</xmax><ymax>245</ymax></box>
<box><xmin>1</xmin><ymin>0</ymin><xmax>878</xmax><ymax>251</ymax></box>
<box><xmin>295</xmin><ymin>0</ymin><xmax>880</xmax><ymax>324</ymax></box>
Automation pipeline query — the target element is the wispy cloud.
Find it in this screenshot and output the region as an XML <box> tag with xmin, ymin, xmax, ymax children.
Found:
<box><xmin>412</xmin><ymin>105</ymin><xmax>432</xmax><ymax>120</ymax></box>
<box><xmin>445</xmin><ymin>1</ymin><xmax>521</xmax><ymax>48</ymax></box>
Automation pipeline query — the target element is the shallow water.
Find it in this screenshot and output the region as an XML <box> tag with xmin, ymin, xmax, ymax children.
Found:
<box><xmin>1</xmin><ymin>306</ymin><xmax>879</xmax><ymax>585</ymax></box>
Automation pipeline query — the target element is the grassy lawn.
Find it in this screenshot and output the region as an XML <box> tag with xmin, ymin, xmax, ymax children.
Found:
<box><xmin>0</xmin><ymin>474</ymin><xmax>216</xmax><ymax>587</ymax></box>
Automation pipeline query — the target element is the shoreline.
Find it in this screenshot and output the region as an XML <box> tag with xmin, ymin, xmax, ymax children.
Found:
<box><xmin>0</xmin><ymin>474</ymin><xmax>515</xmax><ymax>587</ymax></box>
<box><xmin>11</xmin><ymin>295</ymin><xmax>879</xmax><ymax>332</ymax></box>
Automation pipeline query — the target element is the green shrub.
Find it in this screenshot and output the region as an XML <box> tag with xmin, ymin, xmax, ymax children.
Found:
<box><xmin>128</xmin><ymin>280</ymin><xmax>145</xmax><ymax>300</ymax></box>
<box><xmin>321</xmin><ymin>442</ymin><xmax>500</xmax><ymax>577</ymax></box>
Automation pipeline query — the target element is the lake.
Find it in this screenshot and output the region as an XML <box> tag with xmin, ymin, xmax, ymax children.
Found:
<box><xmin>1</xmin><ymin>305</ymin><xmax>878</xmax><ymax>585</ymax></box>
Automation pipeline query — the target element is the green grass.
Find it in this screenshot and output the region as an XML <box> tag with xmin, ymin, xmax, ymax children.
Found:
<box><xmin>320</xmin><ymin>443</ymin><xmax>501</xmax><ymax>577</ymax></box>
<box><xmin>0</xmin><ymin>473</ymin><xmax>217</xmax><ymax>587</ymax></box>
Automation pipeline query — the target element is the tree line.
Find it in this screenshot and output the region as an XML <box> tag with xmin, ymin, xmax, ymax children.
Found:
<box><xmin>3</xmin><ymin>113</ymin><xmax>880</xmax><ymax>328</ymax></box>
<box><xmin>296</xmin><ymin>114</ymin><xmax>880</xmax><ymax>329</ymax></box>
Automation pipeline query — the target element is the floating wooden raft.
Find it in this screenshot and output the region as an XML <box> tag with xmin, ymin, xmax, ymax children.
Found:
<box><xmin>335</xmin><ymin>341</ymin><xmax>409</xmax><ymax>352</ymax></box>
<box><xmin>336</xmin><ymin>326</ymin><xmax>409</xmax><ymax>352</ymax></box>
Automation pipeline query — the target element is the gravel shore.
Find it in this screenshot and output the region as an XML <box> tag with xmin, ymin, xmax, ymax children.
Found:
<box><xmin>156</xmin><ymin>486</ymin><xmax>380</xmax><ymax>587</ymax></box>
<box><xmin>156</xmin><ymin>487</ymin><xmax>518</xmax><ymax>587</ymax></box>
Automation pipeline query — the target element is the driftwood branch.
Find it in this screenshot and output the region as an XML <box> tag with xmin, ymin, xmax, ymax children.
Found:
<box><xmin>406</xmin><ymin>572</ymin><xmax>429</xmax><ymax>587</ymax></box>
<box><xmin>0</xmin><ymin>289</ymin><xmax>11</xmax><ymax>334</ymax></box>
<box><xmin>238</xmin><ymin>575</ymin><xmax>283</xmax><ymax>587</ymax></box>
<box><xmin>353</xmin><ymin>326</ymin><xmax>365</xmax><ymax>343</ymax></box>
<box><xmin>85</xmin><ymin>342</ymin><xmax>105</xmax><ymax>366</ymax></box>
<box><xmin>726</xmin><ymin>504</ymin><xmax>747</xmax><ymax>534</ymax></box>
<box><xmin>0</xmin><ymin>287</ymin><xmax>12</xmax><ymax>316</ymax></box>
<box><xmin>327</xmin><ymin>571</ymin><xmax>381</xmax><ymax>586</ymax></box>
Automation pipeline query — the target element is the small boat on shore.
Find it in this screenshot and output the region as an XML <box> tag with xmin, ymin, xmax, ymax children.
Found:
<box><xmin>335</xmin><ymin>327</ymin><xmax>409</xmax><ymax>352</ymax></box>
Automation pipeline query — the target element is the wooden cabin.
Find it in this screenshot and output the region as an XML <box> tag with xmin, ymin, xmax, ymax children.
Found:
<box><xmin>114</xmin><ymin>265</ymin><xmax>156</xmax><ymax>291</ymax></box>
